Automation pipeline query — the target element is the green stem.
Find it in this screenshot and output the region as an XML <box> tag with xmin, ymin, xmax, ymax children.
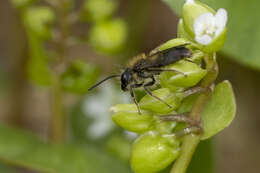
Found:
<box><xmin>49</xmin><ymin>0</ymin><xmax>70</xmax><ymax>143</ymax></box>
<box><xmin>50</xmin><ymin>73</ymin><xmax>64</xmax><ymax>143</ymax></box>
<box><xmin>170</xmin><ymin>53</ymin><xmax>218</xmax><ymax>173</ymax></box>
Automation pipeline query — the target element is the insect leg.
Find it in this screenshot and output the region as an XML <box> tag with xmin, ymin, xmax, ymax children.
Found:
<box><xmin>143</xmin><ymin>76</ymin><xmax>172</xmax><ymax>108</ymax></box>
<box><xmin>129</xmin><ymin>85</ymin><xmax>142</xmax><ymax>115</ymax></box>
<box><xmin>172</xmin><ymin>126</ymin><xmax>202</xmax><ymax>138</ymax></box>
<box><xmin>147</xmin><ymin>68</ymin><xmax>187</xmax><ymax>77</ymax></box>
<box><xmin>184</xmin><ymin>58</ymin><xmax>196</xmax><ymax>64</ymax></box>
<box><xmin>183</xmin><ymin>85</ymin><xmax>212</xmax><ymax>97</ymax></box>
<box><xmin>160</xmin><ymin>113</ymin><xmax>203</xmax><ymax>137</ymax></box>
<box><xmin>159</xmin><ymin>113</ymin><xmax>200</xmax><ymax>126</ymax></box>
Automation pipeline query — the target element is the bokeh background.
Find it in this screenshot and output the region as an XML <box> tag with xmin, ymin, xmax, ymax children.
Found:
<box><xmin>0</xmin><ymin>0</ymin><xmax>260</xmax><ymax>173</ymax></box>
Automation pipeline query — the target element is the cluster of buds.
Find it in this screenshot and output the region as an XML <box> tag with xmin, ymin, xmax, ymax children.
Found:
<box><xmin>110</xmin><ymin>1</ymin><xmax>228</xmax><ymax>173</ymax></box>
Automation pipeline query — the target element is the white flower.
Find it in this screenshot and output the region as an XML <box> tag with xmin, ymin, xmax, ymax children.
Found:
<box><xmin>185</xmin><ymin>0</ymin><xmax>195</xmax><ymax>5</ymax></box>
<box><xmin>194</xmin><ymin>8</ymin><xmax>227</xmax><ymax>45</ymax></box>
<box><xmin>82</xmin><ymin>82</ymin><xmax>130</xmax><ymax>139</ymax></box>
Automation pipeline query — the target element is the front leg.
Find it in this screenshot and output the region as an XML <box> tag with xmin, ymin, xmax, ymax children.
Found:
<box><xmin>129</xmin><ymin>83</ymin><xmax>143</xmax><ymax>115</ymax></box>
<box><xmin>143</xmin><ymin>76</ymin><xmax>172</xmax><ymax>108</ymax></box>
<box><xmin>160</xmin><ymin>113</ymin><xmax>203</xmax><ymax>137</ymax></box>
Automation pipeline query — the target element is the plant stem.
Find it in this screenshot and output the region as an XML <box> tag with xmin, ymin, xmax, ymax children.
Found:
<box><xmin>50</xmin><ymin>73</ymin><xmax>64</xmax><ymax>143</ymax></box>
<box><xmin>170</xmin><ymin>53</ymin><xmax>218</xmax><ymax>173</ymax></box>
<box><xmin>49</xmin><ymin>0</ymin><xmax>70</xmax><ymax>143</ymax></box>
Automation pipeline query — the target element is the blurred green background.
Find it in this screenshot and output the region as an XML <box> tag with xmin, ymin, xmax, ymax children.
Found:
<box><xmin>0</xmin><ymin>0</ymin><xmax>260</xmax><ymax>173</ymax></box>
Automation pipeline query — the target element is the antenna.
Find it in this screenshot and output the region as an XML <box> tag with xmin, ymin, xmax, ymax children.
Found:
<box><xmin>88</xmin><ymin>74</ymin><xmax>121</xmax><ymax>91</ymax></box>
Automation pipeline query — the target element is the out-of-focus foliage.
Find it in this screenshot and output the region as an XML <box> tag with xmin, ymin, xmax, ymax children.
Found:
<box><xmin>106</xmin><ymin>134</ymin><xmax>132</xmax><ymax>162</ymax></box>
<box><xmin>89</xmin><ymin>18</ymin><xmax>128</xmax><ymax>54</ymax></box>
<box><xmin>23</xmin><ymin>7</ymin><xmax>55</xmax><ymax>86</ymax></box>
<box><xmin>83</xmin><ymin>0</ymin><xmax>118</xmax><ymax>22</ymax></box>
<box><xmin>163</xmin><ymin>0</ymin><xmax>260</xmax><ymax>70</ymax></box>
<box><xmin>0</xmin><ymin>163</ymin><xmax>16</xmax><ymax>173</ymax></box>
<box><xmin>187</xmin><ymin>139</ymin><xmax>214</xmax><ymax>173</ymax></box>
<box><xmin>0</xmin><ymin>124</ymin><xmax>132</xmax><ymax>173</ymax></box>
<box><xmin>26</xmin><ymin>32</ymin><xmax>51</xmax><ymax>86</ymax></box>
<box><xmin>62</xmin><ymin>60</ymin><xmax>99</xmax><ymax>94</ymax></box>
<box><xmin>11</xmin><ymin>0</ymin><xmax>36</xmax><ymax>8</ymax></box>
<box><xmin>23</xmin><ymin>7</ymin><xmax>55</xmax><ymax>39</ymax></box>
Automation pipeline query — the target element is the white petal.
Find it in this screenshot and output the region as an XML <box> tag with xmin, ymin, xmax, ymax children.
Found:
<box><xmin>194</xmin><ymin>12</ymin><xmax>214</xmax><ymax>35</ymax></box>
<box><xmin>185</xmin><ymin>0</ymin><xmax>195</xmax><ymax>4</ymax></box>
<box><xmin>195</xmin><ymin>35</ymin><xmax>213</xmax><ymax>45</ymax></box>
<box><xmin>215</xmin><ymin>8</ymin><xmax>228</xmax><ymax>36</ymax></box>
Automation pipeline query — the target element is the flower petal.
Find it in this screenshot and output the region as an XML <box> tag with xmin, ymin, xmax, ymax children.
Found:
<box><xmin>194</xmin><ymin>12</ymin><xmax>214</xmax><ymax>35</ymax></box>
<box><xmin>195</xmin><ymin>34</ymin><xmax>213</xmax><ymax>45</ymax></box>
<box><xmin>185</xmin><ymin>0</ymin><xmax>195</xmax><ymax>5</ymax></box>
<box><xmin>215</xmin><ymin>8</ymin><xmax>228</xmax><ymax>36</ymax></box>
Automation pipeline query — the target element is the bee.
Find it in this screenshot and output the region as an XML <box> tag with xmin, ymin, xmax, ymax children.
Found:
<box><xmin>88</xmin><ymin>44</ymin><xmax>192</xmax><ymax>114</ymax></box>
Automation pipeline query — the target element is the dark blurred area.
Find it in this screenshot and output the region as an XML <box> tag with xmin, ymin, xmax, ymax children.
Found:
<box><xmin>0</xmin><ymin>0</ymin><xmax>260</xmax><ymax>173</ymax></box>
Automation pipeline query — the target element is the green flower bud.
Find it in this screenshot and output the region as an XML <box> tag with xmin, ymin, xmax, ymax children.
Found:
<box><xmin>158</xmin><ymin>38</ymin><xmax>191</xmax><ymax>51</ymax></box>
<box><xmin>61</xmin><ymin>60</ymin><xmax>99</xmax><ymax>94</ymax></box>
<box><xmin>155</xmin><ymin>121</ymin><xmax>177</xmax><ymax>134</ymax></box>
<box><xmin>23</xmin><ymin>7</ymin><xmax>55</xmax><ymax>39</ymax></box>
<box><xmin>89</xmin><ymin>18</ymin><xmax>127</xmax><ymax>54</ymax></box>
<box><xmin>83</xmin><ymin>0</ymin><xmax>118</xmax><ymax>22</ymax></box>
<box><xmin>181</xmin><ymin>0</ymin><xmax>228</xmax><ymax>52</ymax></box>
<box><xmin>139</xmin><ymin>88</ymin><xmax>184</xmax><ymax>114</ymax></box>
<box><xmin>159</xmin><ymin>60</ymin><xmax>207</xmax><ymax>89</ymax></box>
<box><xmin>177</xmin><ymin>19</ymin><xmax>193</xmax><ymax>41</ymax></box>
<box><xmin>110</xmin><ymin>104</ymin><xmax>155</xmax><ymax>133</ymax></box>
<box><xmin>131</xmin><ymin>131</ymin><xmax>180</xmax><ymax>173</ymax></box>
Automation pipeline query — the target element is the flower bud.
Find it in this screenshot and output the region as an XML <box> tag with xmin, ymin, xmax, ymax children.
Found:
<box><xmin>181</xmin><ymin>0</ymin><xmax>228</xmax><ymax>52</ymax></box>
<box><xmin>89</xmin><ymin>18</ymin><xmax>127</xmax><ymax>54</ymax></box>
<box><xmin>159</xmin><ymin>60</ymin><xmax>207</xmax><ymax>89</ymax></box>
<box><xmin>159</xmin><ymin>38</ymin><xmax>191</xmax><ymax>51</ymax></box>
<box><xmin>110</xmin><ymin>104</ymin><xmax>155</xmax><ymax>133</ymax></box>
<box><xmin>23</xmin><ymin>7</ymin><xmax>55</xmax><ymax>39</ymax></box>
<box><xmin>139</xmin><ymin>88</ymin><xmax>184</xmax><ymax>114</ymax></box>
<box><xmin>131</xmin><ymin>131</ymin><xmax>180</xmax><ymax>173</ymax></box>
<box><xmin>155</xmin><ymin>121</ymin><xmax>177</xmax><ymax>134</ymax></box>
<box><xmin>61</xmin><ymin>60</ymin><xmax>99</xmax><ymax>94</ymax></box>
<box><xmin>83</xmin><ymin>0</ymin><xmax>118</xmax><ymax>22</ymax></box>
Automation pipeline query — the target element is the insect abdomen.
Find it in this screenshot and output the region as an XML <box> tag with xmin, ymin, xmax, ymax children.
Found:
<box><xmin>158</xmin><ymin>46</ymin><xmax>192</xmax><ymax>66</ymax></box>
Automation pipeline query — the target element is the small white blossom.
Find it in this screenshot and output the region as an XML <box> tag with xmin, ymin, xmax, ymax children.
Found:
<box><xmin>194</xmin><ymin>8</ymin><xmax>227</xmax><ymax>45</ymax></box>
<box><xmin>82</xmin><ymin>82</ymin><xmax>130</xmax><ymax>139</ymax></box>
<box><xmin>185</xmin><ymin>0</ymin><xmax>195</xmax><ymax>5</ymax></box>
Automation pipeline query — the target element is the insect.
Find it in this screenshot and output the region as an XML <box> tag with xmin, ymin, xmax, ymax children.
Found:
<box><xmin>88</xmin><ymin>44</ymin><xmax>192</xmax><ymax>114</ymax></box>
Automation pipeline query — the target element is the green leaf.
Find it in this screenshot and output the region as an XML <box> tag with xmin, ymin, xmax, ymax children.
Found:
<box><xmin>0</xmin><ymin>124</ymin><xmax>131</xmax><ymax>173</ymax></box>
<box><xmin>201</xmin><ymin>80</ymin><xmax>236</xmax><ymax>140</ymax></box>
<box><xmin>163</xmin><ymin>0</ymin><xmax>260</xmax><ymax>70</ymax></box>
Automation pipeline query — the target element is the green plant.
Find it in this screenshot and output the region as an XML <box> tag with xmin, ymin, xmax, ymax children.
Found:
<box><xmin>111</xmin><ymin>1</ymin><xmax>236</xmax><ymax>173</ymax></box>
<box><xmin>0</xmin><ymin>0</ymin><xmax>245</xmax><ymax>172</ymax></box>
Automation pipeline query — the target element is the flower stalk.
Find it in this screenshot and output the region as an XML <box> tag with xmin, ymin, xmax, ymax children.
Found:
<box><xmin>170</xmin><ymin>53</ymin><xmax>218</xmax><ymax>173</ymax></box>
<box><xmin>49</xmin><ymin>0</ymin><xmax>70</xmax><ymax>143</ymax></box>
